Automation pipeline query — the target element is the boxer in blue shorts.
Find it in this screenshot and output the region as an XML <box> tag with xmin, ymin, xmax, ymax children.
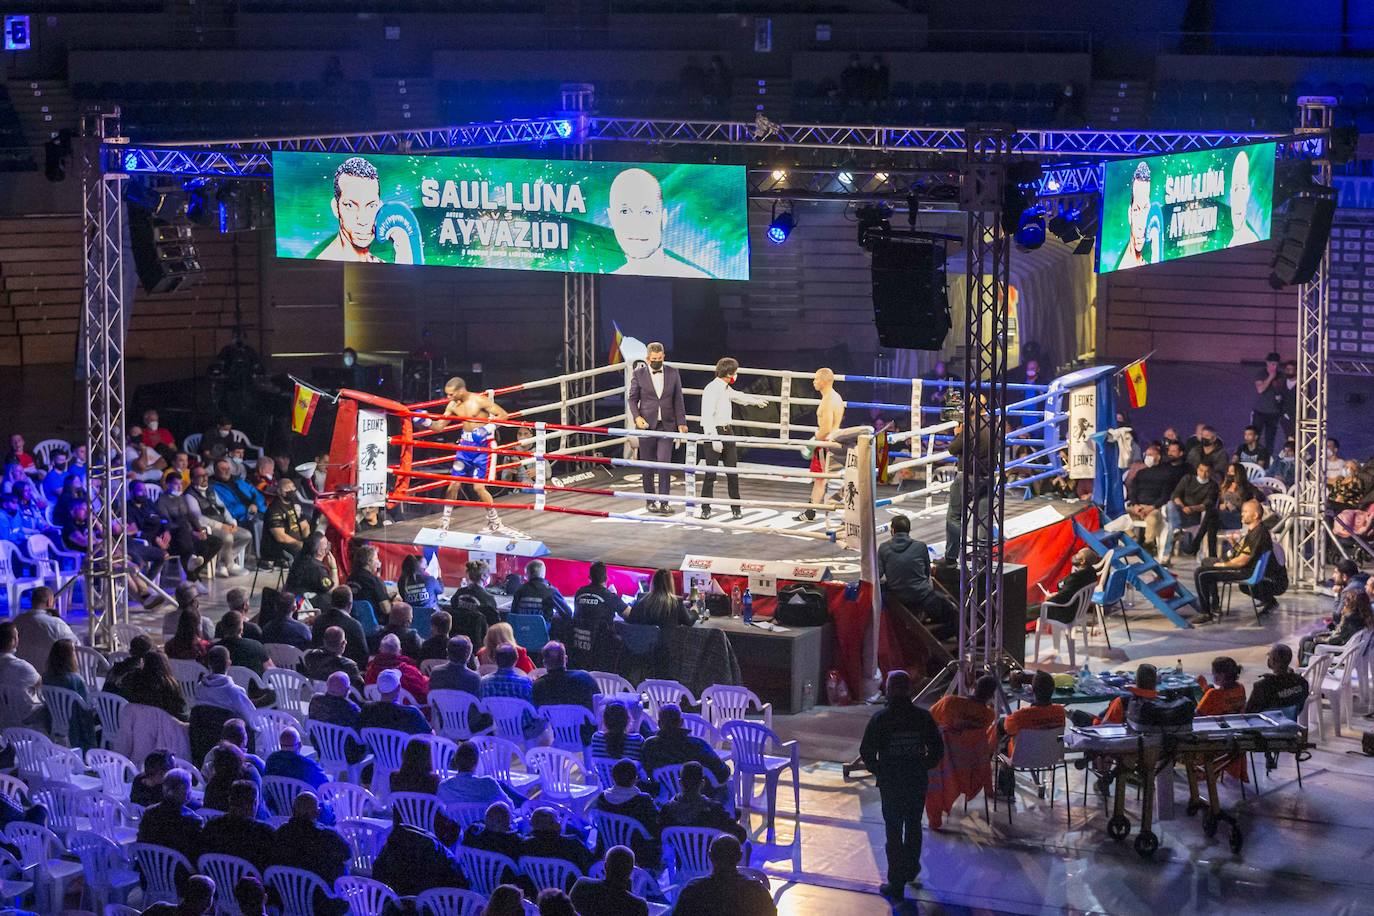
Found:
<box><xmin>425</xmin><ymin>376</ymin><xmax>522</xmax><ymax>537</ymax></box>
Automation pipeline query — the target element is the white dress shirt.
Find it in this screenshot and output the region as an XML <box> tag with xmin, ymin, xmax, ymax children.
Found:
<box><xmin>700</xmin><ymin>377</ymin><xmax>768</xmax><ymax>440</ymax></box>
<box><xmin>650</xmin><ymin>368</ymin><xmax>665</xmax><ymax>398</ymax></box>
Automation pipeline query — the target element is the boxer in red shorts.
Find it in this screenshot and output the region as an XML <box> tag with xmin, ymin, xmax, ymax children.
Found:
<box><xmin>797</xmin><ymin>367</ymin><xmax>846</xmax><ymax>521</ymax></box>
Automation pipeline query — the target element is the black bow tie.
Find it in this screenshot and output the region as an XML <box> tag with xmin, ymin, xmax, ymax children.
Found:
<box><xmin>651</xmin><ymin>368</ymin><xmax>663</xmax><ymax>374</ymax></box>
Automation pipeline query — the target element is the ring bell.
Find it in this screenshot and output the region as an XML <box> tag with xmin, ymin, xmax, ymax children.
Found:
<box><xmin>422</xmin><ymin>178</ymin><xmax>583</xmax><ymax>252</ymax></box>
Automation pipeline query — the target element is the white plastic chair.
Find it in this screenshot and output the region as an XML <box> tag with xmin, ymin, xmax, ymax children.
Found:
<box><xmin>543</xmin><ymin>703</ymin><xmax>597</xmax><ymax>755</ymax></box>
<box><xmin>679</xmin><ymin>713</ymin><xmax>727</xmax><ymax>753</ymax></box>
<box><xmin>68</xmin><ymin>832</ymin><xmax>138</xmax><ymax>912</ymax></box>
<box><xmin>1315</xmin><ymin>631</ymin><xmax>1370</xmax><ymax>737</ymax></box>
<box><xmin>253</xmin><ymin>708</ymin><xmax>301</xmax><ymax>757</ymax></box>
<box><xmin>130</xmin><ymin>844</ymin><xmax>193</xmax><ymax>905</ymax></box>
<box><xmin>93</xmin><ymin>691</ymin><xmax>128</xmax><ymax>749</ymax></box>
<box><xmin>701</xmin><ymin>685</ymin><xmax>772</xmax><ymax>730</ymax></box>
<box><xmin>719</xmin><ymin>720</ymin><xmax>798</xmax><ymax>839</ymax></box>
<box><xmin>183</xmin><ymin>433</ymin><xmax>204</xmax><ymax>455</ymax></box>
<box><xmin>228</xmin><ymin>665</ymin><xmax>268</xmax><ymax>694</ymax></box>
<box><xmin>445</xmin><ymin>802</ymin><xmax>493</xmax><ymax>833</ymax></box>
<box><xmin>1240</xmin><ymin>461</ymin><xmax>1266</xmax><ymax>482</ymax></box>
<box><xmin>457</xmin><ymin>846</ymin><xmax>520</xmax><ymax>896</ymax></box>
<box><xmin>993</xmin><ymin>726</ymin><xmax>1071</xmax><ymax>827</ymax></box>
<box><xmin>168</xmin><ymin>658</ymin><xmax>208</xmax><ymax>702</ymax></box>
<box><xmin>0</xmin><ymin>540</ymin><xmax>44</xmax><ymax>614</ymax></box>
<box><xmin>86</xmin><ymin>796</ymin><xmax>138</xmax><ymax>847</ymax></box>
<box><xmin>337</xmin><ymin>818</ymin><xmax>389</xmax><ymax>876</ymax></box>
<box><xmin>41</xmin><ymin>684</ymin><xmax>89</xmax><ymax>746</ymax></box>
<box><xmin>639</xmin><ymin>679</ymin><xmax>698</xmax><ymax>717</ymax></box>
<box><xmin>591</xmin><ymin>809</ymin><xmax>651</xmax><ymax>851</ymax></box>
<box><xmin>1031</xmin><ymin>586</ymin><xmax>1095</xmax><ymax>667</ymax></box>
<box><xmin>525</xmin><ymin>746</ymin><xmax>599</xmax><ymax>815</ymax></box>
<box><xmin>266</xmin><ymin>865</ymin><xmax>340</xmax><ymax>916</ymax></box>
<box><xmin>390</xmin><ymin>791</ymin><xmax>444</xmax><ymax>835</ymax></box>
<box><xmin>308</xmin><ymin>720</ymin><xmax>372</xmax><ymax>784</ymax></box>
<box><xmin>520</xmin><ymin>854</ymin><xmax>582</xmax><ymax>894</ymax></box>
<box><xmin>265</xmin><ymin>668</ymin><xmax>311</xmax><ymax>723</ymax></box>
<box><xmin>32</xmin><ymin>439</ymin><xmax>70</xmax><ymax>468</ymax></box>
<box><xmin>361</xmin><ymin>727</ymin><xmax>410</xmax><ymax>797</ymax></box>
<box><xmin>320</xmin><ymin>783</ymin><xmax>385</xmax><ymax>827</ymax></box>
<box><xmin>1298</xmin><ymin>652</ymin><xmax>1332</xmax><ymax>739</ymax></box>
<box><xmin>662</xmin><ymin>826</ymin><xmax>724</xmax><ymax>888</ymax></box>
<box><xmin>429</xmin><ymin>689</ymin><xmax>490</xmax><ymax>741</ymax></box>
<box><xmin>86</xmin><ymin>748</ymin><xmax>137</xmax><ymax>801</ymax></box>
<box><xmin>363</xmin><ymin>683</ymin><xmax>421</xmax><ymax>707</ymax></box>
<box><xmin>590</xmin><ymin>671</ymin><xmax>635</xmax><ymax>697</ymax></box>
<box><xmin>335</xmin><ymin>874</ymin><xmax>400</xmax><ymax>916</ymax></box>
<box><xmin>483</xmin><ymin>696</ymin><xmax>544</xmax><ymax>748</ymax></box>
<box><xmin>415</xmin><ymin>733</ymin><xmax>459</xmax><ymax>774</ymax></box>
<box><xmin>74</xmin><ymin>645</ymin><xmax>110</xmax><ymax>689</ymax></box>
<box><xmin>471</xmin><ymin>735</ymin><xmax>540</xmax><ymax>795</ymax></box>
<box><xmin>32</xmin><ymin>783</ymin><xmax>93</xmax><ymax>840</ymax></box>
<box><xmin>0</xmin><ymin>774</ymin><xmax>28</xmax><ymax>805</ymax></box>
<box><xmin>110</xmin><ymin>623</ymin><xmax>147</xmax><ymax>654</ymax></box>
<box><xmin>416</xmin><ymin>887</ymin><xmax>487</xmax><ymax>916</ymax></box>
<box><xmin>6</xmin><ymin>822</ymin><xmax>84</xmax><ymax>913</ymax></box>
<box><xmin>25</xmin><ymin>533</ymin><xmax>80</xmax><ymax>615</ymax></box>
<box><xmin>197</xmin><ymin>853</ymin><xmax>262</xmax><ymax>916</ymax></box>
<box><xmin>262</xmin><ymin>775</ymin><xmax>314</xmax><ymax>821</ymax></box>
<box><xmin>265</xmin><ymin>643</ymin><xmax>306</xmax><ymax>671</ymax></box>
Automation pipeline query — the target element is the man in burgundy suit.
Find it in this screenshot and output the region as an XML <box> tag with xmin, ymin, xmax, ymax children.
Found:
<box><xmin>628</xmin><ymin>342</ymin><xmax>688</xmax><ymax>515</ymax></box>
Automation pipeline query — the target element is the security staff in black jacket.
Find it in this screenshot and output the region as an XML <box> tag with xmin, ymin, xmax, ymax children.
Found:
<box><xmin>859</xmin><ymin>670</ymin><xmax>944</xmax><ymax>900</ymax></box>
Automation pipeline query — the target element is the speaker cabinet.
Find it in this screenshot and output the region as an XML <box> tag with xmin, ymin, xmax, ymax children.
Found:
<box><xmin>870</xmin><ymin>236</ymin><xmax>950</xmax><ymax>350</ymax></box>
<box><xmin>1269</xmin><ymin>191</ymin><xmax>1336</xmax><ymax>289</ymax></box>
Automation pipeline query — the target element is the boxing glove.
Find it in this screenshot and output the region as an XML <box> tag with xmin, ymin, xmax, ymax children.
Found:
<box><xmin>376</xmin><ymin>201</ymin><xmax>424</xmax><ymax>265</ymax></box>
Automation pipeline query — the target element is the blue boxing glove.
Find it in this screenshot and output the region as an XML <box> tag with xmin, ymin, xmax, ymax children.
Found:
<box><xmin>375</xmin><ymin>200</ymin><xmax>424</xmax><ymax>265</ymax></box>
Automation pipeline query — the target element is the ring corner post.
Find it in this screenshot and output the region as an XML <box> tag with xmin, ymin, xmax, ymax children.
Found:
<box><xmin>855</xmin><ymin>432</ymin><xmax>883</xmax><ymax>699</ymax></box>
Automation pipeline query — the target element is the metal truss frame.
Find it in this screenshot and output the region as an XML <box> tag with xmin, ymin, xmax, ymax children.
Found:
<box><xmin>561</xmin><ymin>86</ymin><xmax>597</xmax><ymax>447</ymax></box>
<box><xmin>1292</xmin><ymin>98</ymin><xmax>1336</xmax><ymax>589</ymax></box>
<box><xmin>80</xmin><ymin>111</ymin><xmax>131</xmax><ymax>649</ymax></box>
<box><xmin>748</xmin><ymin>161</ymin><xmax>1100</xmax><ymax>203</ymax></box>
<box><xmin>955</xmin><ymin>124</ymin><xmax>1013</xmax><ymax>693</ymax></box>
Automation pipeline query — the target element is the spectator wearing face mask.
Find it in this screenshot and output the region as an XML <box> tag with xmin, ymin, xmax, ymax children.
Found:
<box><xmin>1161</xmin><ymin>460</ymin><xmax>1219</xmax><ymax>563</ymax></box>
<box><xmin>1186</xmin><ymin>426</ymin><xmax>1229</xmax><ymax>479</ymax></box>
<box><xmin>1123</xmin><ymin>443</ymin><xmax>1177</xmax><ymax>555</ymax></box>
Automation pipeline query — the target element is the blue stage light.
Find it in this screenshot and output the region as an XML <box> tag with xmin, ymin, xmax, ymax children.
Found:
<box><xmin>767</xmin><ymin>207</ymin><xmax>796</xmax><ymax>244</ymax></box>
<box><xmin>124</xmin><ymin>152</ymin><xmax>138</xmax><ymax>171</ymax></box>
<box><xmin>1014</xmin><ymin>204</ymin><xmax>1046</xmax><ymax>250</ymax></box>
<box><xmin>554</xmin><ymin>120</ymin><xmax>573</xmax><ymax>139</ymax></box>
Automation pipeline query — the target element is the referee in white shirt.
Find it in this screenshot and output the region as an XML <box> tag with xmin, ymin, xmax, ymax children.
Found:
<box><xmin>700</xmin><ymin>357</ymin><xmax>768</xmax><ymax>519</ymax></box>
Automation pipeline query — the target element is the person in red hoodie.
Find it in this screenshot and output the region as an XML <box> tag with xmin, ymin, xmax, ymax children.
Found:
<box><xmin>364</xmin><ymin>632</ymin><xmax>430</xmax><ymax>702</ymax></box>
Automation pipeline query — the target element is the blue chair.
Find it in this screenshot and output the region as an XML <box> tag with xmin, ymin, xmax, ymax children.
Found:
<box><xmin>508</xmin><ymin>613</ymin><xmax>550</xmax><ymax>655</ymax></box>
<box><xmin>1090</xmin><ymin>562</ymin><xmax>1132</xmax><ymax>646</ymax></box>
<box><xmin>1222</xmin><ymin>552</ymin><xmax>1271</xmax><ymax>625</ymax></box>
<box><xmin>352</xmin><ymin>599</ymin><xmax>379</xmax><ymax>638</ymax></box>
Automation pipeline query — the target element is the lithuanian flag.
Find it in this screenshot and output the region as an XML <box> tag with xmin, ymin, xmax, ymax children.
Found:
<box><xmin>608</xmin><ymin>321</ymin><xmax>625</xmax><ymax>365</ymax></box>
<box><xmin>292</xmin><ymin>382</ymin><xmax>322</xmax><ymax>434</ymax></box>
<box><xmin>1123</xmin><ymin>357</ymin><xmax>1148</xmax><ymax>409</ymax></box>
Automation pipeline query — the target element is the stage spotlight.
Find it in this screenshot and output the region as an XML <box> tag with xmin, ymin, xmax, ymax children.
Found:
<box><xmin>1001</xmin><ymin>160</ymin><xmax>1043</xmax><ymax>233</ymax></box>
<box><xmin>837</xmin><ymin>171</ymin><xmax>853</xmax><ymax>185</ymax></box>
<box><xmin>771</xmin><ymin>168</ymin><xmax>787</xmax><ymax>181</ymax></box>
<box><xmin>768</xmin><ymin>202</ymin><xmax>796</xmax><ymax>244</ymax></box>
<box><xmin>554</xmin><ymin>119</ymin><xmax>573</xmax><ymax>139</ymax></box>
<box><xmin>1014</xmin><ymin>204</ymin><xmax>1046</xmax><ymax>250</ymax></box>
<box><xmin>855</xmin><ymin>203</ymin><xmax>892</xmax><ymax>249</ymax></box>
<box><xmin>1048</xmin><ymin>205</ymin><xmax>1081</xmax><ymax>244</ymax></box>
<box><xmin>874</xmin><ymin>171</ymin><xmax>889</xmax><ymax>183</ymax></box>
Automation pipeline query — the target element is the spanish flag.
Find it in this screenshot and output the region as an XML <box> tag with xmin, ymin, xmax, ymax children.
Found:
<box><xmin>292</xmin><ymin>382</ymin><xmax>322</xmax><ymax>435</ymax></box>
<box><xmin>1123</xmin><ymin>357</ymin><xmax>1148</xmax><ymax>409</ymax></box>
<box><xmin>608</xmin><ymin>321</ymin><xmax>625</xmax><ymax>365</ymax></box>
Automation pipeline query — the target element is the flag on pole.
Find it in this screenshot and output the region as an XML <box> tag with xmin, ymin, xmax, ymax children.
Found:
<box><xmin>1123</xmin><ymin>358</ymin><xmax>1148</xmax><ymax>409</ymax></box>
<box><xmin>608</xmin><ymin>321</ymin><xmax>625</xmax><ymax>365</ymax></box>
<box><xmin>292</xmin><ymin>382</ymin><xmax>323</xmax><ymax>434</ymax></box>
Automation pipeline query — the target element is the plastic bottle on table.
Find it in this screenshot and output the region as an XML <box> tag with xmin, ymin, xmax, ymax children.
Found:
<box><xmin>730</xmin><ymin>584</ymin><xmax>742</xmax><ymax>618</ymax></box>
<box><xmin>1078</xmin><ymin>663</ymin><xmax>1091</xmax><ymax>690</ymax></box>
<box><xmin>742</xmin><ymin>587</ymin><xmax>754</xmax><ymax>623</ymax></box>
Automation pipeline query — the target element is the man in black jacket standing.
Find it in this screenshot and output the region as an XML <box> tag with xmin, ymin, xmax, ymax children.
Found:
<box><xmin>878</xmin><ymin>514</ymin><xmax>955</xmax><ymax>637</ymax></box>
<box><xmin>627</xmin><ymin>342</ymin><xmax>688</xmax><ymax>515</ymax></box>
<box><xmin>859</xmin><ymin>670</ymin><xmax>944</xmax><ymax>900</ymax></box>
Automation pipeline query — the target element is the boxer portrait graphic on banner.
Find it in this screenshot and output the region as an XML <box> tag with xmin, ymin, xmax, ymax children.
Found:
<box><xmin>273</xmin><ymin>150</ymin><xmax>749</xmax><ymax>279</ymax></box>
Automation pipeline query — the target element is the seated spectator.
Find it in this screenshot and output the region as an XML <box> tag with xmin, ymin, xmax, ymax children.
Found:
<box><xmin>1330</xmin><ymin>459</ymin><xmax>1366</xmax><ymax>511</ymax></box>
<box><xmin>399</xmin><ymin>553</ymin><xmax>443</xmax><ymax>617</ymax></box>
<box><xmin>511</xmin><ymin>559</ymin><xmax>572</xmax><ymax>621</ymax></box>
<box><xmin>302</xmin><ymin>625</ymin><xmax>363</xmax><ymax>689</ymax></box>
<box><xmin>370</xmin><ymin>601</ymin><xmax>424</xmax><ymax>658</ymax></box>
<box><xmin>156</xmin><ymin>474</ymin><xmax>221</xmax><ymax>587</ymax></box>
<box><xmin>371</xmin><ymin>809</ymin><xmax>470</xmax><ymax>897</ymax></box>
<box><xmin>135</xmin><ymin>767</ymin><xmax>202</xmax><ymax>873</ymax></box>
<box><xmin>462</xmin><ymin>802</ymin><xmax>533</xmax><ymax>895</ymax></box>
<box><xmin>1234</xmin><ymin>425</ymin><xmax>1270</xmax><ymax>468</ymax></box>
<box><xmin>215</xmin><ymin>610</ymin><xmax>275</xmax><ymax>677</ymax></box>
<box><xmin>139</xmin><ymin>409</ymin><xmax>176</xmax><ymax>457</ymax></box>
<box><xmin>661</xmin><ymin>759</ymin><xmax>745</xmax><ymax>843</ymax></box>
<box><xmin>364</xmin><ymin>632</ymin><xmax>430</xmax><ymax>702</ymax></box>
<box><xmin>1271</xmin><ymin>438</ymin><xmax>1296</xmax><ymax>486</ymax></box>
<box><xmin>0</xmin><ymin>622</ymin><xmax>42</xmax><ymax>728</ymax></box>
<box><xmin>480</xmin><ymin>622</ymin><xmax>535</xmax><ymax>673</ymax></box>
<box><xmin>2</xmin><ymin>434</ymin><xmax>37</xmax><ymax>478</ymax></box>
<box><xmin>38</xmin><ymin>448</ymin><xmax>71</xmax><ymax>502</ymax></box>
<box><xmin>419</xmin><ymin>610</ymin><xmax>453</xmax><ymax>662</ymax></box>
<box><xmin>1161</xmin><ymin>460</ymin><xmax>1219</xmax><ymax>563</ymax></box>
<box><xmin>429</xmin><ymin>635</ymin><xmax>484</xmax><ymax>695</ymax></box>
<box><xmin>266</xmin><ymin>725</ymin><xmax>329</xmax><ymax>789</ymax></box>
<box><xmin>271</xmin><ymin>792</ymin><xmax>350</xmax><ymax>912</ymax></box>
<box><xmin>591</xmin><ymin>702</ymin><xmax>644</xmax><ymax>768</ymax></box>
<box><xmin>52</xmin><ymin>474</ymin><xmax>85</xmax><ymax>532</ymax></box>
<box><xmin>451</xmin><ymin>560</ymin><xmax>500</xmax><ymax>644</ymax></box>
<box><xmin>41</xmin><ymin>637</ymin><xmax>96</xmax><ymax>749</ymax></box>
<box><xmin>570</xmin><ymin>561</ymin><xmax>628</xmax><ymax>667</ymax></box>
<box><xmin>349</xmin><ymin>542</ymin><xmax>393</xmax><ymax>621</ymax></box>
<box><xmin>203</xmin><ymin>741</ymin><xmax>265</xmax><ymax>813</ymax></box>
<box><xmin>202</xmin><ymin>718</ymin><xmax>266</xmax><ymax>777</ymax></box>
<box><xmin>626</xmin><ymin>569</ymin><xmax>694</xmax><ymax>629</ymax></box>
<box><xmin>481</xmin><ymin>643</ymin><xmax>534</xmax><ymax>703</ymax></box>
<box><xmin>593</xmin><ymin>759</ymin><xmax>661</xmax><ymax>869</ymax></box>
<box><xmin>254</xmin><ymin>587</ymin><xmax>310</xmax><ymax>649</ymax></box>
<box><xmin>1123</xmin><ymin>443</ymin><xmax>1184</xmax><ymax>555</ymax></box>
<box><xmin>221</xmin><ymin>588</ymin><xmax>263</xmax><ymax>642</ymax></box>
<box><xmin>641</xmin><ymin>704</ymin><xmax>731</xmax><ymax>793</ymax></box>
<box><xmin>311</xmin><ymin>585</ymin><xmax>369</xmax><ymax>669</ymax></box>
<box><xmin>360</xmin><ymin>667</ymin><xmax>432</xmax><ymax>735</ymax></box>
<box><xmin>438</xmin><ymin>739</ymin><xmax>511</xmax><ymax>810</ymax></box>
<box><xmin>486</xmin><ymin>885</ymin><xmax>530</xmax><ymax>916</ymax></box>
<box><xmin>926</xmin><ymin>675</ymin><xmax>998</xmax><ymax>829</ymax></box>
<box><xmin>1300</xmin><ymin>586</ymin><xmax>1373</xmax><ymax>664</ymax></box>
<box><xmin>532</xmin><ymin>640</ymin><xmax>598</xmax><ymax>710</ymax></box>
<box><xmin>1193</xmin><ymin>498</ymin><xmax>1274</xmax><ymax>621</ymax></box>
<box><xmin>233</xmin><ymin>876</ymin><xmax>268</xmax><ymax>916</ymax></box>
<box><xmin>391</xmin><ymin>736</ymin><xmax>457</xmax><ymax>844</ymax></box>
<box><xmin>996</xmin><ymin>670</ymin><xmax>1066</xmax><ymax>754</ymax></box>
<box><xmin>0</xmin><ymin>490</ymin><xmax>28</xmax><ymax>543</ymax></box>
<box><xmin>286</xmin><ymin>532</ymin><xmax>339</xmax><ymax>595</ymax></box>
<box><xmin>107</xmin><ymin>634</ymin><xmax>155</xmax><ymax>698</ymax></box>
<box><xmin>1071</xmin><ymin>664</ymin><xmax>1154</xmax><ymax>728</ymax></box>
<box><xmin>669</xmin><ymin>835</ymin><xmax>775</xmax><ymax>916</ymax></box>
<box><xmin>201</xmin><ymin>417</ymin><xmax>237</xmax><ymax>459</ymax></box>
<box><xmin>13</xmin><ymin>586</ymin><xmax>77</xmax><ymax>670</ymax></box>
<box><xmin>200</xmin><ymin>778</ymin><xmax>275</xmax><ymax>872</ymax></box>
<box><xmin>536</xmin><ymin>890</ymin><xmax>577</xmax><ymax>916</ymax></box>
<box><xmin>263</xmin><ymin>476</ymin><xmax>309</xmax><ymax>566</ymax></box>
<box><xmin>186</xmin><ymin>465</ymin><xmax>250</xmax><ymax>576</ymax></box>
<box><xmin>1247</xmin><ymin>643</ymin><xmax>1311</xmax><ymax>716</ymax></box>
<box><xmin>125</xmin><ymin>425</ymin><xmax>168</xmax><ymax>483</ymax></box>
<box><xmin>130</xmin><ymin>749</ymin><xmax>176</xmax><ymax>808</ymax></box>
<box><xmin>161</xmin><ymin>583</ymin><xmax>216</xmax><ymax>642</ymax></box>
<box><xmin>121</xmin><ymin>649</ymin><xmax>188</xmax><ymax>722</ymax></box>
<box><xmin>1197</xmin><ymin>461</ymin><xmax>1259</xmax><ymax>556</ymax></box>
<box><xmin>570</xmin><ymin>845</ymin><xmax>650</xmax><ymax>916</ymax></box>
<box><xmin>1034</xmin><ymin>548</ymin><xmax>1099</xmax><ymax>624</ymax></box>
<box><xmin>140</xmin><ymin>873</ymin><xmax>214</xmax><ymax>916</ymax></box>
<box><xmin>307</xmin><ymin>672</ymin><xmax>366</xmax><ymax>764</ymax></box>
<box><xmin>165</xmin><ymin>587</ymin><xmax>212</xmax><ymax>664</ymax></box>
<box><xmin>1195</xmin><ymin>656</ymin><xmax>1249</xmax><ymax>782</ymax></box>
<box><xmin>521</xmin><ymin>805</ymin><xmax>595</xmax><ymax>874</ymax></box>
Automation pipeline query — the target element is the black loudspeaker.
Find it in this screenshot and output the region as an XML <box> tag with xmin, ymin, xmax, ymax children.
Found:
<box><xmin>870</xmin><ymin>237</ymin><xmax>949</xmax><ymax>350</ymax></box>
<box><xmin>1269</xmin><ymin>190</ymin><xmax>1336</xmax><ymax>289</ymax></box>
<box><xmin>128</xmin><ymin>197</ymin><xmax>204</xmax><ymax>295</ymax></box>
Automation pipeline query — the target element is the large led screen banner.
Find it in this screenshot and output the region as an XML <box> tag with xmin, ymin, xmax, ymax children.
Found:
<box><xmin>1098</xmin><ymin>141</ymin><xmax>1276</xmax><ymax>274</ymax></box>
<box><xmin>271</xmin><ymin>151</ymin><xmax>750</xmax><ymax>280</ymax></box>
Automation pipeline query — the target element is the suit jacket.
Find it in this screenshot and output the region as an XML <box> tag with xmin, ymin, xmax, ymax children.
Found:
<box><xmin>628</xmin><ymin>364</ymin><xmax>687</xmax><ymax>429</ymax></box>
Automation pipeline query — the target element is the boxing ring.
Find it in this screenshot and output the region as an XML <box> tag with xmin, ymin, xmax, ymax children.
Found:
<box><xmin>334</xmin><ymin>360</ymin><xmax>1090</xmax><ymax>696</ymax></box>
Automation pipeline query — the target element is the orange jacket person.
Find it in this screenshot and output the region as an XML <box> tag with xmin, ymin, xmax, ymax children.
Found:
<box><xmin>926</xmin><ymin>675</ymin><xmax>998</xmax><ymax>828</ymax></box>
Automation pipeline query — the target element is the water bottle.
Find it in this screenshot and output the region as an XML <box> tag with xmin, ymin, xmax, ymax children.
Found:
<box><xmin>742</xmin><ymin>587</ymin><xmax>754</xmax><ymax>623</ymax></box>
<box><xmin>730</xmin><ymin>584</ymin><xmax>742</xmax><ymax>618</ymax></box>
<box><xmin>1078</xmin><ymin>663</ymin><xmax>1091</xmax><ymax>690</ymax></box>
